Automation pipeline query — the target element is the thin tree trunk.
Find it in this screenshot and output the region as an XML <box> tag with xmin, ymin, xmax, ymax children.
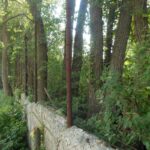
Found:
<box><xmin>66</xmin><ymin>0</ymin><xmax>73</xmax><ymax>127</ymax></box>
<box><xmin>0</xmin><ymin>48</ymin><xmax>3</xmax><ymax>89</ymax></box>
<box><xmin>34</xmin><ymin>21</ymin><xmax>38</xmax><ymax>102</ymax></box>
<box><xmin>28</xmin><ymin>56</ymin><xmax>34</xmax><ymax>94</ymax></box>
<box><xmin>0</xmin><ymin>50</ymin><xmax>2</xmax><ymax>89</ymax></box>
<box><xmin>24</xmin><ymin>34</ymin><xmax>28</xmax><ymax>96</ymax></box>
<box><xmin>110</xmin><ymin>0</ymin><xmax>132</xmax><ymax>76</ymax></box>
<box><xmin>1</xmin><ymin>0</ymin><xmax>12</xmax><ymax>96</ymax></box>
<box><xmin>72</xmin><ymin>0</ymin><xmax>87</xmax><ymax>96</ymax></box>
<box><xmin>105</xmin><ymin>3</ymin><xmax>116</xmax><ymax>67</ymax></box>
<box><xmin>15</xmin><ymin>53</ymin><xmax>22</xmax><ymax>89</ymax></box>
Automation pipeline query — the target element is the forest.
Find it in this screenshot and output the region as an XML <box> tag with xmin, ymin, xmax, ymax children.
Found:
<box><xmin>0</xmin><ymin>0</ymin><xmax>150</xmax><ymax>149</ymax></box>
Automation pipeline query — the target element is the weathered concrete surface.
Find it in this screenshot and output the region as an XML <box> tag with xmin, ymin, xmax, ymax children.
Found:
<box><xmin>21</xmin><ymin>95</ymin><xmax>115</xmax><ymax>150</ymax></box>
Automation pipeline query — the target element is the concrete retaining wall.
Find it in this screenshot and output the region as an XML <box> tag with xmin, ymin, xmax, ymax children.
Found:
<box><xmin>21</xmin><ymin>95</ymin><xmax>115</xmax><ymax>150</ymax></box>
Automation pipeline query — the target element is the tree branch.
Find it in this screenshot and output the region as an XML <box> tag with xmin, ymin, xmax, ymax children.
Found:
<box><xmin>3</xmin><ymin>13</ymin><xmax>33</xmax><ymax>24</ymax></box>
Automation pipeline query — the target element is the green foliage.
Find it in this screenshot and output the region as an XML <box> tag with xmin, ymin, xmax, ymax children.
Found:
<box><xmin>79</xmin><ymin>54</ymin><xmax>90</xmax><ymax>97</ymax></box>
<box><xmin>0</xmin><ymin>91</ymin><xmax>28</xmax><ymax>150</ymax></box>
<box><xmin>47</xmin><ymin>49</ymin><xmax>64</xmax><ymax>97</ymax></box>
<box><xmin>0</xmin><ymin>0</ymin><xmax>150</xmax><ymax>149</ymax></box>
<box><xmin>72</xmin><ymin>40</ymin><xmax>150</xmax><ymax>149</ymax></box>
<box><xmin>92</xmin><ymin>40</ymin><xmax>150</xmax><ymax>149</ymax></box>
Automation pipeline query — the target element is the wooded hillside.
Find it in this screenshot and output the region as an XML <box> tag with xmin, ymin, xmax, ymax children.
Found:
<box><xmin>0</xmin><ymin>0</ymin><xmax>150</xmax><ymax>149</ymax></box>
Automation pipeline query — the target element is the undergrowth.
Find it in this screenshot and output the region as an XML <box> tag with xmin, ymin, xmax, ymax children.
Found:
<box><xmin>0</xmin><ymin>91</ymin><xmax>28</xmax><ymax>150</ymax></box>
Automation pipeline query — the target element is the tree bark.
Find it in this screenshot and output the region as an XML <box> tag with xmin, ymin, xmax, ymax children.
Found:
<box><xmin>1</xmin><ymin>0</ymin><xmax>12</xmax><ymax>96</ymax></box>
<box><xmin>15</xmin><ymin>53</ymin><xmax>23</xmax><ymax>90</ymax></box>
<box><xmin>90</xmin><ymin>1</ymin><xmax>103</xmax><ymax>85</ymax></box>
<box><xmin>134</xmin><ymin>0</ymin><xmax>148</xmax><ymax>42</ymax></box>
<box><xmin>28</xmin><ymin>56</ymin><xmax>34</xmax><ymax>94</ymax></box>
<box><xmin>24</xmin><ymin>34</ymin><xmax>28</xmax><ymax>96</ymax></box>
<box><xmin>72</xmin><ymin>0</ymin><xmax>87</xmax><ymax>96</ymax></box>
<box><xmin>34</xmin><ymin>20</ymin><xmax>38</xmax><ymax>102</ymax></box>
<box><xmin>27</xmin><ymin>0</ymin><xmax>48</xmax><ymax>102</ymax></box>
<box><xmin>110</xmin><ymin>0</ymin><xmax>132</xmax><ymax>76</ymax></box>
<box><xmin>88</xmin><ymin>1</ymin><xmax>103</xmax><ymax>116</ymax></box>
<box><xmin>36</xmin><ymin>16</ymin><xmax>48</xmax><ymax>102</ymax></box>
<box><xmin>105</xmin><ymin>3</ymin><xmax>116</xmax><ymax>67</ymax></box>
<box><xmin>0</xmin><ymin>51</ymin><xmax>2</xmax><ymax>89</ymax></box>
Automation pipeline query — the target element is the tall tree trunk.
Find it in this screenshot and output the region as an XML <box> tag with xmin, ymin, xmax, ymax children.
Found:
<box><xmin>27</xmin><ymin>0</ymin><xmax>48</xmax><ymax>102</ymax></box>
<box><xmin>0</xmin><ymin>50</ymin><xmax>2</xmax><ymax>89</ymax></box>
<box><xmin>88</xmin><ymin>1</ymin><xmax>103</xmax><ymax>116</ymax></box>
<box><xmin>72</xmin><ymin>0</ymin><xmax>87</xmax><ymax>96</ymax></box>
<box><xmin>36</xmin><ymin>16</ymin><xmax>48</xmax><ymax>102</ymax></box>
<box><xmin>28</xmin><ymin>56</ymin><xmax>34</xmax><ymax>95</ymax></box>
<box><xmin>66</xmin><ymin>0</ymin><xmax>73</xmax><ymax>127</ymax></box>
<box><xmin>34</xmin><ymin>21</ymin><xmax>38</xmax><ymax>102</ymax></box>
<box><xmin>134</xmin><ymin>0</ymin><xmax>148</xmax><ymax>42</ymax></box>
<box><xmin>1</xmin><ymin>0</ymin><xmax>12</xmax><ymax>96</ymax></box>
<box><xmin>105</xmin><ymin>3</ymin><xmax>116</xmax><ymax>67</ymax></box>
<box><xmin>24</xmin><ymin>34</ymin><xmax>28</xmax><ymax>96</ymax></box>
<box><xmin>15</xmin><ymin>53</ymin><xmax>22</xmax><ymax>89</ymax></box>
<box><xmin>110</xmin><ymin>0</ymin><xmax>132</xmax><ymax>76</ymax></box>
<box><xmin>90</xmin><ymin>1</ymin><xmax>103</xmax><ymax>85</ymax></box>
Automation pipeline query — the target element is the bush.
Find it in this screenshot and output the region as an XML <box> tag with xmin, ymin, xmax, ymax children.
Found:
<box><xmin>0</xmin><ymin>91</ymin><xmax>28</xmax><ymax>150</ymax></box>
<box><xmin>93</xmin><ymin>41</ymin><xmax>150</xmax><ymax>149</ymax></box>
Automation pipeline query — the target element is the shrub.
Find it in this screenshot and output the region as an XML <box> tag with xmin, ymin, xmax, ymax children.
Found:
<box><xmin>0</xmin><ymin>91</ymin><xmax>28</xmax><ymax>150</ymax></box>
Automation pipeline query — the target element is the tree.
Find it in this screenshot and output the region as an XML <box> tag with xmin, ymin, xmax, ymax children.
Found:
<box><xmin>134</xmin><ymin>0</ymin><xmax>148</xmax><ymax>42</ymax></box>
<box><xmin>34</xmin><ymin>14</ymin><xmax>38</xmax><ymax>102</ymax></box>
<box><xmin>27</xmin><ymin>0</ymin><xmax>48</xmax><ymax>102</ymax></box>
<box><xmin>110</xmin><ymin>0</ymin><xmax>132</xmax><ymax>76</ymax></box>
<box><xmin>1</xmin><ymin>0</ymin><xmax>12</xmax><ymax>96</ymax></box>
<box><xmin>88</xmin><ymin>0</ymin><xmax>103</xmax><ymax>115</ymax></box>
<box><xmin>105</xmin><ymin>2</ymin><xmax>117</xmax><ymax>66</ymax></box>
<box><xmin>72</xmin><ymin>0</ymin><xmax>88</xmax><ymax>96</ymax></box>
<box><xmin>24</xmin><ymin>34</ymin><xmax>28</xmax><ymax>96</ymax></box>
